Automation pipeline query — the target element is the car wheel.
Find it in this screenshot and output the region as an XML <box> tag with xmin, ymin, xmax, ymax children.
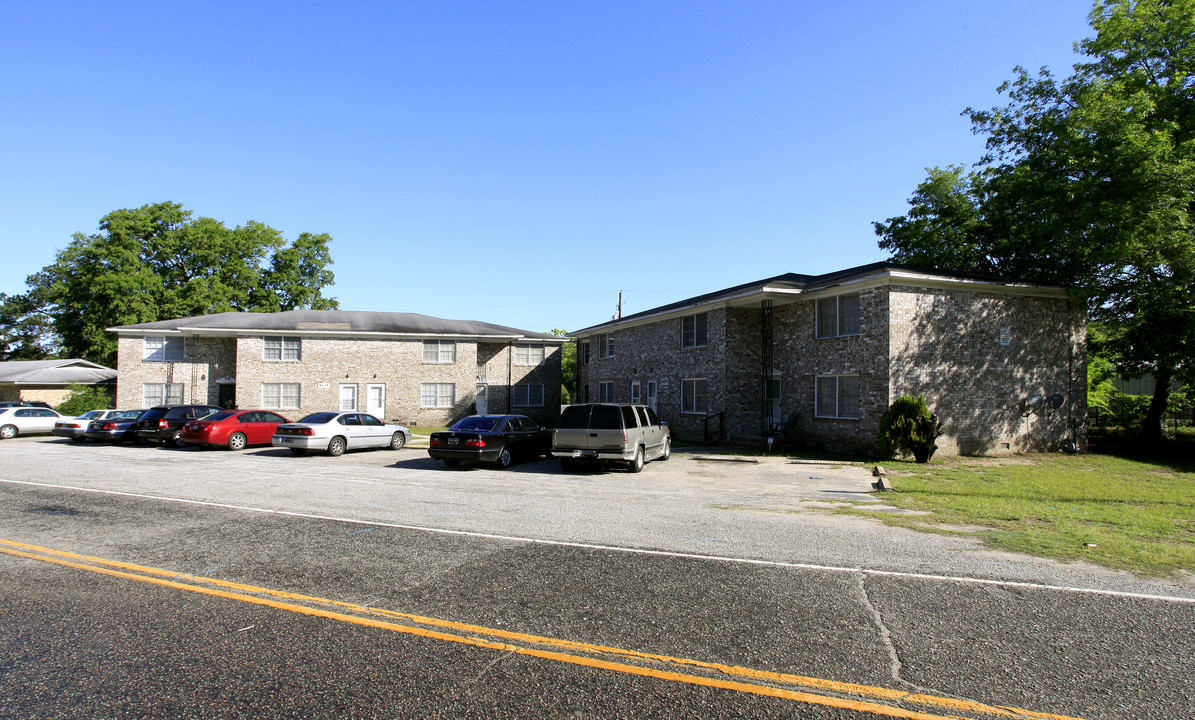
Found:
<box><xmin>170</xmin><ymin>431</ymin><xmax>187</xmax><ymax>448</ymax></box>
<box><xmin>388</xmin><ymin>432</ymin><xmax>406</xmax><ymax>450</ymax></box>
<box><xmin>443</xmin><ymin>459</ymin><xmax>461</xmax><ymax>468</ymax></box>
<box><xmin>227</xmin><ymin>432</ymin><xmax>247</xmax><ymax>451</ymax></box>
<box><xmin>495</xmin><ymin>447</ymin><xmax>512</xmax><ymax>469</ymax></box>
<box><xmin>289</xmin><ymin>448</ymin><xmax>308</xmax><ymax>456</ymax></box>
<box><xmin>659</xmin><ymin>437</ymin><xmax>671</xmax><ymax>461</ymax></box>
<box><xmin>628</xmin><ymin>446</ymin><xmax>645</xmax><ymax>473</ymax></box>
<box><xmin>327</xmin><ymin>436</ymin><xmax>347</xmax><ymax>457</ymax></box>
<box><xmin>0</xmin><ymin>425</ymin><xmax>17</xmax><ymax>440</ymax></box>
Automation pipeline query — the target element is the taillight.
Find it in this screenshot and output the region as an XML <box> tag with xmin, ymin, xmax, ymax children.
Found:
<box><xmin>465</xmin><ymin>439</ymin><xmax>486</xmax><ymax>447</ymax></box>
<box><xmin>429</xmin><ymin>438</ymin><xmax>442</xmax><ymax>446</ymax></box>
<box><xmin>158</xmin><ymin>420</ymin><xmax>169</xmax><ymax>429</ymax></box>
<box><xmin>101</xmin><ymin>422</ymin><xmax>119</xmax><ymax>430</ymax></box>
<box><xmin>621</xmin><ymin>430</ymin><xmax>627</xmax><ymax>443</ymax></box>
<box><xmin>298</xmin><ymin>427</ymin><xmax>315</xmax><ymax>436</ymax></box>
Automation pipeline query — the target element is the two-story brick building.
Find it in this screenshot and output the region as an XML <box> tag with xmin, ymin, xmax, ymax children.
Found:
<box><xmin>108</xmin><ymin>310</ymin><xmax>563</xmax><ymax>427</ymax></box>
<box><xmin>570</xmin><ymin>263</ymin><xmax>1086</xmax><ymax>456</ymax></box>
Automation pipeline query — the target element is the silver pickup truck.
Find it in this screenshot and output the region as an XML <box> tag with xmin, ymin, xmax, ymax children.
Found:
<box><xmin>551</xmin><ymin>403</ymin><xmax>670</xmax><ymax>472</ymax></box>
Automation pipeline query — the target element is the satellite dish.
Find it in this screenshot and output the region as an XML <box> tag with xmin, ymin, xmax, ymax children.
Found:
<box><xmin>1047</xmin><ymin>393</ymin><xmax>1064</xmax><ymax>409</ymax></box>
<box><xmin>1026</xmin><ymin>395</ymin><xmax>1045</xmax><ymax>410</ymax></box>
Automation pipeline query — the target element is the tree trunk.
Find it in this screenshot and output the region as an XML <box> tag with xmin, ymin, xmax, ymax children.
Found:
<box><xmin>1140</xmin><ymin>368</ymin><xmax>1173</xmax><ymax>445</ymax></box>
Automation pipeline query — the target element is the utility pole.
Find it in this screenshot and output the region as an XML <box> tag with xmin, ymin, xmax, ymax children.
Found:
<box><xmin>613</xmin><ymin>291</ymin><xmax>623</xmax><ymax>320</ymax></box>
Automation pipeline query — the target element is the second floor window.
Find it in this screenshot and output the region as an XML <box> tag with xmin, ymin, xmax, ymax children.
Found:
<box><xmin>597</xmin><ymin>333</ymin><xmax>614</xmax><ymax>359</ymax></box>
<box><xmin>423</xmin><ymin>340</ymin><xmax>456</xmax><ymax>363</ymax></box>
<box><xmin>143</xmin><ymin>336</ymin><xmax>184</xmax><ymax>362</ymax></box>
<box><xmin>816</xmin><ymin>293</ymin><xmax>861</xmax><ymax>339</ymax></box>
<box><xmin>514</xmin><ymin>344</ymin><xmax>545</xmax><ymax>365</ymax></box>
<box><xmin>264</xmin><ymin>337</ymin><xmax>301</xmax><ymax>361</ymax></box>
<box><xmin>681</xmin><ymin>313</ymin><xmax>708</xmax><ymax>349</ymax></box>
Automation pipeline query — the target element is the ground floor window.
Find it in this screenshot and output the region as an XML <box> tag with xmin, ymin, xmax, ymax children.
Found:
<box><xmin>681</xmin><ymin>378</ymin><xmax>709</xmax><ymax>414</ymax></box>
<box><xmin>143</xmin><ymin>383</ymin><xmax>184</xmax><ymax>407</ymax></box>
<box><xmin>421</xmin><ymin>383</ymin><xmax>455</xmax><ymax>408</ymax></box>
<box><xmin>262</xmin><ymin>383</ymin><xmax>301</xmax><ymax>410</ymax></box>
<box><xmin>513</xmin><ymin>384</ymin><xmax>544</xmax><ymax>407</ymax></box>
<box><xmin>815</xmin><ymin>375</ymin><xmax>860</xmax><ymax>419</ymax></box>
<box><xmin>597</xmin><ymin>381</ymin><xmax>614</xmax><ymax>403</ymax></box>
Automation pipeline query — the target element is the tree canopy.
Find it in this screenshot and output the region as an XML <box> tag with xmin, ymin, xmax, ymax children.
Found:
<box><xmin>874</xmin><ymin>0</ymin><xmax>1194</xmax><ymax>442</ymax></box>
<box><xmin>2</xmin><ymin>202</ymin><xmax>338</xmax><ymax>366</ymax></box>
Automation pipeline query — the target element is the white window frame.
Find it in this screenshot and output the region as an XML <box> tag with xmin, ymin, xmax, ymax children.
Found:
<box><xmin>681</xmin><ymin>378</ymin><xmax>709</xmax><ymax>415</ymax></box>
<box><xmin>630</xmin><ymin>381</ymin><xmax>641</xmax><ymax>404</ymax></box>
<box><xmin>514</xmin><ymin>343</ymin><xmax>545</xmax><ymax>366</ymax></box>
<box><xmin>262</xmin><ymin>382</ymin><xmax>302</xmax><ymax>410</ymax></box>
<box><xmin>421</xmin><ymin>382</ymin><xmax>455</xmax><ymax>408</ymax></box>
<box><xmin>597</xmin><ymin>333</ymin><xmax>614</xmax><ymax>359</ymax></box>
<box><xmin>816</xmin><ymin>293</ymin><xmax>861</xmax><ymax>339</ymax></box>
<box><xmin>597</xmin><ymin>381</ymin><xmax>615</xmax><ymax>403</ymax></box>
<box><xmin>263</xmin><ymin>336</ymin><xmax>302</xmax><ymax>362</ymax></box>
<box><xmin>513</xmin><ymin>384</ymin><xmax>544</xmax><ymax>407</ymax></box>
<box><xmin>681</xmin><ymin>313</ymin><xmax>708</xmax><ymax>349</ymax></box>
<box><xmin>815</xmin><ymin>374</ymin><xmax>860</xmax><ymax>419</ymax></box>
<box><xmin>143</xmin><ymin>383</ymin><xmax>184</xmax><ymax>406</ymax></box>
<box><xmin>143</xmin><ymin>336</ymin><xmax>184</xmax><ymax>362</ymax></box>
<box><xmin>422</xmin><ymin>340</ymin><xmax>457</xmax><ymax>364</ymax></box>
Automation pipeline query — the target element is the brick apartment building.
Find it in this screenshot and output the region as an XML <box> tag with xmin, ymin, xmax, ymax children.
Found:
<box><xmin>570</xmin><ymin>263</ymin><xmax>1086</xmax><ymax>457</ymax></box>
<box><xmin>109</xmin><ymin>310</ymin><xmax>563</xmax><ymax>427</ymax></box>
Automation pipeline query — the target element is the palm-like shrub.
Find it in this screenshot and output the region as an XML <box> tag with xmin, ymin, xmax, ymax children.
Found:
<box><xmin>878</xmin><ymin>394</ymin><xmax>943</xmax><ymax>462</ymax></box>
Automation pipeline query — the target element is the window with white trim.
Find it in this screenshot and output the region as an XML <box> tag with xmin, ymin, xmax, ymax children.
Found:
<box><xmin>143</xmin><ymin>383</ymin><xmax>184</xmax><ymax>406</ymax></box>
<box><xmin>422</xmin><ymin>340</ymin><xmax>456</xmax><ymax>363</ymax></box>
<box><xmin>816</xmin><ymin>293</ymin><xmax>861</xmax><ymax>339</ymax></box>
<box><xmin>263</xmin><ymin>337</ymin><xmax>301</xmax><ymax>361</ymax></box>
<box><xmin>514</xmin><ymin>343</ymin><xmax>545</xmax><ymax>366</ymax></box>
<box><xmin>262</xmin><ymin>383</ymin><xmax>301</xmax><ymax>409</ymax></box>
<box><xmin>597</xmin><ymin>333</ymin><xmax>613</xmax><ymax>359</ymax></box>
<box><xmin>681</xmin><ymin>378</ymin><xmax>709</xmax><ymax>415</ymax></box>
<box><xmin>513</xmin><ymin>384</ymin><xmax>544</xmax><ymax>407</ymax></box>
<box><xmin>597</xmin><ymin>381</ymin><xmax>614</xmax><ymax>403</ymax></box>
<box><xmin>815</xmin><ymin>375</ymin><xmax>860</xmax><ymax>419</ymax></box>
<box><xmin>681</xmin><ymin>313</ymin><xmax>708</xmax><ymax>349</ymax></box>
<box><xmin>421</xmin><ymin>382</ymin><xmax>455</xmax><ymax>408</ymax></box>
<box><xmin>143</xmin><ymin>336</ymin><xmax>184</xmax><ymax>362</ymax></box>
<box><xmin>630</xmin><ymin>381</ymin><xmax>641</xmax><ymax>404</ymax></box>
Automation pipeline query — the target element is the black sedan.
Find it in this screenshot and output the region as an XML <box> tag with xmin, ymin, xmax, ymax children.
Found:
<box><xmin>428</xmin><ymin>414</ymin><xmax>552</xmax><ymax>468</ymax></box>
<box><xmin>83</xmin><ymin>409</ymin><xmax>149</xmax><ymax>444</ymax></box>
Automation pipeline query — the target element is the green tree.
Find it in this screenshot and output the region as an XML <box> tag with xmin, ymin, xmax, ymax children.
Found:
<box><xmin>0</xmin><ymin>292</ymin><xmax>55</xmax><ymax>361</ymax></box>
<box><xmin>548</xmin><ymin>329</ymin><xmax>576</xmax><ymax>404</ymax></box>
<box><xmin>875</xmin><ymin>0</ymin><xmax>1195</xmax><ymax>443</ymax></box>
<box><xmin>10</xmin><ymin>202</ymin><xmax>339</xmax><ymax>366</ymax></box>
<box><xmin>55</xmin><ymin>383</ymin><xmax>115</xmax><ymax>416</ymax></box>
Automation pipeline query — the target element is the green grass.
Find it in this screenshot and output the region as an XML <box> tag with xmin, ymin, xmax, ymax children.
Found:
<box><xmin>850</xmin><ymin>453</ymin><xmax>1195</xmax><ymax>576</ymax></box>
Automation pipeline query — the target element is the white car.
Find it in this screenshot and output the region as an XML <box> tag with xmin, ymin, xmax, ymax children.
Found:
<box><xmin>51</xmin><ymin>409</ymin><xmax>124</xmax><ymax>442</ymax></box>
<box><xmin>0</xmin><ymin>407</ymin><xmax>68</xmax><ymax>439</ymax></box>
<box><xmin>271</xmin><ymin>411</ymin><xmax>411</xmax><ymax>456</ymax></box>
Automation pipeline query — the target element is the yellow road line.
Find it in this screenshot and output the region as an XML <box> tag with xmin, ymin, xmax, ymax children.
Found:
<box><xmin>1</xmin><ymin>538</ymin><xmax>1088</xmax><ymax>720</ymax></box>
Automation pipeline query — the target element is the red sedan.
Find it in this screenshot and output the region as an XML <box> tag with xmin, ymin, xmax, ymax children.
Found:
<box><xmin>181</xmin><ymin>410</ymin><xmax>291</xmax><ymax>450</ymax></box>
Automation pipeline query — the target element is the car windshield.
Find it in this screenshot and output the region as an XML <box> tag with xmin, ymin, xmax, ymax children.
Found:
<box><xmin>452</xmin><ymin>417</ymin><xmax>499</xmax><ymax>432</ymax></box>
<box><xmin>205</xmin><ymin>411</ymin><xmax>237</xmax><ymax>421</ymax></box>
<box><xmin>298</xmin><ymin>412</ymin><xmax>340</xmax><ymax>424</ymax></box>
<box><xmin>118</xmin><ymin>409</ymin><xmax>146</xmax><ymax>419</ymax></box>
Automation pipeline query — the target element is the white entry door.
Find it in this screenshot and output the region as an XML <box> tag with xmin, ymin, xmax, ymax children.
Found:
<box><xmin>367</xmin><ymin>384</ymin><xmax>385</xmax><ymax>419</ymax></box>
<box><xmin>475</xmin><ymin>384</ymin><xmax>488</xmax><ymax>414</ymax></box>
<box><xmin>339</xmin><ymin>384</ymin><xmax>357</xmax><ymax>411</ymax></box>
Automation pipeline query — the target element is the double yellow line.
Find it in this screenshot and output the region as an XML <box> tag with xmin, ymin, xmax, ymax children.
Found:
<box><xmin>1</xmin><ymin>538</ymin><xmax>1086</xmax><ymax>720</ymax></box>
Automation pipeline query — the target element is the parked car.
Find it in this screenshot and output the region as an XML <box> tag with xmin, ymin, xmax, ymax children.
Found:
<box><xmin>135</xmin><ymin>404</ymin><xmax>223</xmax><ymax>447</ymax></box>
<box><xmin>0</xmin><ymin>400</ymin><xmax>54</xmax><ymax>409</ymax></box>
<box><xmin>51</xmin><ymin>409</ymin><xmax>124</xmax><ymax>442</ymax></box>
<box><xmin>84</xmin><ymin>409</ymin><xmax>150</xmax><ymax>444</ymax></box>
<box><xmin>0</xmin><ymin>407</ymin><xmax>68</xmax><ymax>439</ymax></box>
<box><xmin>551</xmin><ymin>403</ymin><xmax>670</xmax><ymax>472</ymax></box>
<box><xmin>428</xmin><ymin>414</ymin><xmax>552</xmax><ymax>468</ymax></box>
<box><xmin>182</xmin><ymin>410</ymin><xmax>291</xmax><ymax>450</ymax></box>
<box><xmin>272</xmin><ymin>412</ymin><xmax>410</xmax><ymax>456</ymax></box>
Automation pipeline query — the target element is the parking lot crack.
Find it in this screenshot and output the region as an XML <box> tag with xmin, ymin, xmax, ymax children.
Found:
<box><xmin>856</xmin><ymin>573</ymin><xmax>934</xmax><ymax>697</ymax></box>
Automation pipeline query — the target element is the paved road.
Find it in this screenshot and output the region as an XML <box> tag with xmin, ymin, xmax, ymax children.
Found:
<box><xmin>1</xmin><ymin>436</ymin><xmax>1192</xmax><ymax>719</ymax></box>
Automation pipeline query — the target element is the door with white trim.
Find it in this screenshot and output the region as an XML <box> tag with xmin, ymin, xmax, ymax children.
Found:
<box><xmin>367</xmin><ymin>384</ymin><xmax>385</xmax><ymax>419</ymax></box>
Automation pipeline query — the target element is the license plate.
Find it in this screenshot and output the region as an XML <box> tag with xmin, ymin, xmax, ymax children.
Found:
<box><xmin>572</xmin><ymin>450</ymin><xmax>582</xmax><ymax>458</ymax></box>
<box><xmin>280</xmin><ymin>437</ymin><xmax>294</xmax><ymax>444</ymax></box>
<box><xmin>448</xmin><ymin>438</ymin><xmax>459</xmax><ymax>445</ymax></box>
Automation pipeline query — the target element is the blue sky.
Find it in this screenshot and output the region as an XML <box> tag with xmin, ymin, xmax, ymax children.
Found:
<box><xmin>2</xmin><ymin>1</ymin><xmax>1095</xmax><ymax>334</ymax></box>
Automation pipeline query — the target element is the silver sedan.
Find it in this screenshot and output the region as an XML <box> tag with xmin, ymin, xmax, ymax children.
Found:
<box><xmin>271</xmin><ymin>411</ymin><xmax>411</xmax><ymax>456</ymax></box>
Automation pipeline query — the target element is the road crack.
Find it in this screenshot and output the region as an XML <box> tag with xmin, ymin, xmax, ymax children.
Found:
<box><xmin>856</xmin><ymin>573</ymin><xmax>935</xmax><ymax>696</ymax></box>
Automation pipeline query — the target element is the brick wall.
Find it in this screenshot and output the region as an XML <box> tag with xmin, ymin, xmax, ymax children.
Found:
<box><xmin>114</xmin><ymin>336</ymin><xmax>235</xmax><ymax>409</ymax></box>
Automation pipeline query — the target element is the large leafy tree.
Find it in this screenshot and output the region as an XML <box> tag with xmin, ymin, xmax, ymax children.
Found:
<box><xmin>9</xmin><ymin>202</ymin><xmax>338</xmax><ymax>366</ymax></box>
<box><xmin>875</xmin><ymin>0</ymin><xmax>1194</xmax><ymax>443</ymax></box>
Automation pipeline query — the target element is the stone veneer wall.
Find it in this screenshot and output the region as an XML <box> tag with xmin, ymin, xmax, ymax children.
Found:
<box><xmin>116</xmin><ymin>335</ymin><xmax>562</xmax><ymax>428</ymax></box>
<box><xmin>577</xmin><ymin>308</ymin><xmax>728</xmax><ymax>440</ymax></box>
<box><xmin>887</xmin><ymin>285</ymin><xmax>1086</xmax><ymax>455</ymax></box>
<box><xmin>114</xmin><ymin>336</ymin><xmax>236</xmax><ymax>409</ymax></box>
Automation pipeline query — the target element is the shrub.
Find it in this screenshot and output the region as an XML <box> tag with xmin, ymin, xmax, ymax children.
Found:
<box><xmin>55</xmin><ymin>383</ymin><xmax>114</xmax><ymax>416</ymax></box>
<box><xmin>878</xmin><ymin>394</ymin><xmax>943</xmax><ymax>462</ymax></box>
